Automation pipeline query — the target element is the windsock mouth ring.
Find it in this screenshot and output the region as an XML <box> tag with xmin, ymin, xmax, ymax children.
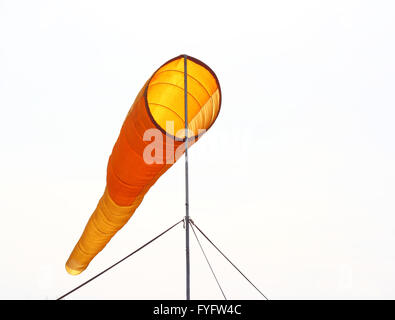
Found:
<box><xmin>144</xmin><ymin>54</ymin><xmax>222</xmax><ymax>142</ymax></box>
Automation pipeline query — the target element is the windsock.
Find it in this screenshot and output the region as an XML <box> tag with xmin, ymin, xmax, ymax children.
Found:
<box><xmin>65</xmin><ymin>55</ymin><xmax>221</xmax><ymax>275</ymax></box>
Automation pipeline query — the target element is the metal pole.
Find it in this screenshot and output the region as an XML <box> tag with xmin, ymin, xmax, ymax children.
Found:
<box><xmin>183</xmin><ymin>54</ymin><xmax>191</xmax><ymax>300</ymax></box>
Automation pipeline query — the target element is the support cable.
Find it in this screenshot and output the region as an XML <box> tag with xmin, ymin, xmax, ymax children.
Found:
<box><xmin>57</xmin><ymin>219</ymin><xmax>184</xmax><ymax>300</ymax></box>
<box><xmin>190</xmin><ymin>221</ymin><xmax>227</xmax><ymax>300</ymax></box>
<box><xmin>190</xmin><ymin>220</ymin><xmax>269</xmax><ymax>300</ymax></box>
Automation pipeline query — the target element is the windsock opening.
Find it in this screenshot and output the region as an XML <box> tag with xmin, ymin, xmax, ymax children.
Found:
<box><xmin>146</xmin><ymin>55</ymin><xmax>221</xmax><ymax>140</ymax></box>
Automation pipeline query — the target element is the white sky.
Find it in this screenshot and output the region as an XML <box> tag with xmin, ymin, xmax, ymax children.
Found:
<box><xmin>1</xmin><ymin>0</ymin><xmax>395</xmax><ymax>300</ymax></box>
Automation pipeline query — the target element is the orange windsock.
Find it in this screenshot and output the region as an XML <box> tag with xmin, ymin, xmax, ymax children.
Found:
<box><xmin>65</xmin><ymin>55</ymin><xmax>221</xmax><ymax>275</ymax></box>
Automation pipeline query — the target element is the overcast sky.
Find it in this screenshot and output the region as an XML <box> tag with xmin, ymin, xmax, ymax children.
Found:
<box><xmin>1</xmin><ymin>0</ymin><xmax>395</xmax><ymax>299</ymax></box>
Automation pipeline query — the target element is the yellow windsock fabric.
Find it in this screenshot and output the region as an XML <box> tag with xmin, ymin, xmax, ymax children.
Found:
<box><xmin>65</xmin><ymin>55</ymin><xmax>221</xmax><ymax>275</ymax></box>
